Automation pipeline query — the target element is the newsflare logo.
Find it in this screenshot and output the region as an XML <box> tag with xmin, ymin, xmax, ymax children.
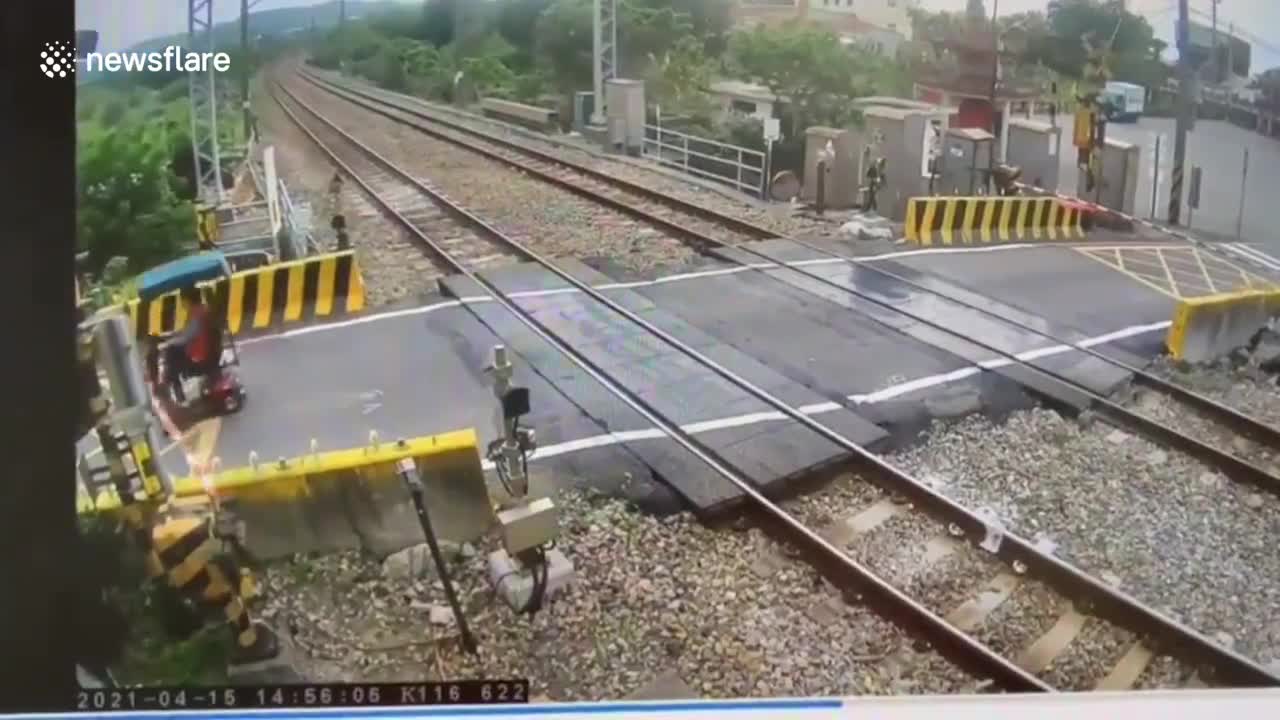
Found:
<box><xmin>40</xmin><ymin>40</ymin><xmax>75</xmax><ymax>78</ymax></box>
<box><xmin>43</xmin><ymin>37</ymin><xmax>232</xmax><ymax>79</ymax></box>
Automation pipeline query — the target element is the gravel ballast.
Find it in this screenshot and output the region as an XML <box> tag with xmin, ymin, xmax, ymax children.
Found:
<box><xmin>890</xmin><ymin>407</ymin><xmax>1280</xmax><ymax>667</ymax></box>
<box><xmin>284</xmin><ymin>79</ymin><xmax>702</xmax><ymax>276</ymax></box>
<box><xmin>302</xmin><ymin>69</ymin><xmax>830</xmax><ymax>239</ymax></box>
<box><xmin>253</xmin><ymin>73</ymin><xmax>448</xmax><ymax>308</ymax></box>
<box><xmin>243</xmin><ymin>65</ymin><xmax>1280</xmax><ymax>694</ymax></box>
<box><xmin>777</xmin><ymin>470</ymin><xmax>1194</xmax><ymax>690</ymax></box>
<box><xmin>1144</xmin><ymin>353</ymin><xmax>1280</xmax><ymax>429</ymax></box>
<box><xmin>256</xmin><ymin>490</ymin><xmax>973</xmax><ymax>699</ymax></box>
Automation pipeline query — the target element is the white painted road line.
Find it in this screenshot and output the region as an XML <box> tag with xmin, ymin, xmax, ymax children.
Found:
<box><xmin>478</xmin><ymin>319</ymin><xmax>1172</xmax><ymax>471</ymax></box>
<box><xmin>1222</xmin><ymin>243</ymin><xmax>1280</xmax><ymax>273</ymax></box>
<box><xmin>238</xmin><ymin>243</ymin><xmax>1048</xmax><ymax>346</ymax></box>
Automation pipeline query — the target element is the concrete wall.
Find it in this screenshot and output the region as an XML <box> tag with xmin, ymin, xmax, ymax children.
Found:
<box><xmin>1006</xmin><ymin>118</ymin><xmax>1061</xmax><ymax>191</ymax></box>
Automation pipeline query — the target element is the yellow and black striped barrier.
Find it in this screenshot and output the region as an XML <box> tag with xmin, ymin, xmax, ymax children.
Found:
<box><xmin>79</xmin><ymin>429</ymin><xmax>495</xmax><ymax>559</ymax></box>
<box><xmin>121</xmin><ymin>250</ymin><xmax>366</xmax><ymax>339</ymax></box>
<box><xmin>1166</xmin><ymin>288</ymin><xmax>1280</xmax><ymax>364</ymax></box>
<box><xmin>904</xmin><ymin>196</ymin><xmax>1086</xmax><ymax>246</ymax></box>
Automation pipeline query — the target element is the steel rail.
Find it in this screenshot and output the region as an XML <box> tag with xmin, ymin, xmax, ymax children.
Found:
<box><xmin>298</xmin><ymin>68</ymin><xmax>778</xmax><ymax>240</ymax></box>
<box><xmin>270</xmin><ymin>82</ymin><xmax>1051</xmax><ymax>693</ymax></box>
<box><xmin>298</xmin><ymin>68</ymin><xmax>1280</xmax><ymax>499</ymax></box>
<box><xmin>274</xmin><ymin>79</ymin><xmax>1280</xmax><ymax>688</ymax></box>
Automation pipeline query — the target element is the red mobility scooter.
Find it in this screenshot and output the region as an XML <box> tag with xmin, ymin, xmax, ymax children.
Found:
<box><xmin>140</xmin><ymin>252</ymin><xmax>247</xmax><ymax>431</ymax></box>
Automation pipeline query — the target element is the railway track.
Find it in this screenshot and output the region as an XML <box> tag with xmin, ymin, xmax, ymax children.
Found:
<box><xmin>293</xmin><ymin>71</ymin><xmax>762</xmax><ymax>252</ymax></box>
<box><xmin>295</xmin><ymin>66</ymin><xmax>1280</xmax><ymax>500</ymax></box>
<box><xmin>270</xmin><ymin>77</ymin><xmax>1280</xmax><ymax>693</ymax></box>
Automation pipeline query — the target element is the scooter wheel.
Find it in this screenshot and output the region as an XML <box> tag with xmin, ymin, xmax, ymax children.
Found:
<box><xmin>223</xmin><ymin>392</ymin><xmax>242</xmax><ymax>414</ymax></box>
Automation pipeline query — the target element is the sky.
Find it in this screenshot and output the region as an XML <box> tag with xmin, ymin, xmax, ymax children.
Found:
<box><xmin>76</xmin><ymin>0</ymin><xmax>1280</xmax><ymax>70</ymax></box>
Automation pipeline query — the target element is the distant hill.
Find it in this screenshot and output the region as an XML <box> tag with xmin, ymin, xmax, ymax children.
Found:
<box><xmin>77</xmin><ymin>0</ymin><xmax>405</xmax><ymax>85</ymax></box>
<box><xmin>123</xmin><ymin>0</ymin><xmax>405</xmax><ymax>53</ymax></box>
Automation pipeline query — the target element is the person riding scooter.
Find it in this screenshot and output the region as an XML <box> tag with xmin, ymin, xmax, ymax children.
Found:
<box><xmin>159</xmin><ymin>286</ymin><xmax>214</xmax><ymax>403</ymax></box>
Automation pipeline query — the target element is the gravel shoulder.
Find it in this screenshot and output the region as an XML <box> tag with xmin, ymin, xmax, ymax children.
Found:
<box><xmin>256</xmin><ymin>489</ymin><xmax>974</xmax><ymax>699</ymax></box>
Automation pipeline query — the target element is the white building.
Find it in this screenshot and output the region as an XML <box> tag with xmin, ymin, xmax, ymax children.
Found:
<box><xmin>809</xmin><ymin>0</ymin><xmax>919</xmax><ymax>42</ymax></box>
<box><xmin>733</xmin><ymin>0</ymin><xmax>920</xmax><ymax>55</ymax></box>
<box><xmin>709</xmin><ymin>80</ymin><xmax>782</xmax><ymax>123</ymax></box>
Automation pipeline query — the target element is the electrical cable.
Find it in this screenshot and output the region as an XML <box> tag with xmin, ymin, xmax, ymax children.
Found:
<box><xmin>518</xmin><ymin>546</ymin><xmax>549</xmax><ymax>616</ymax></box>
<box><xmin>486</xmin><ymin>436</ymin><xmax>516</xmax><ymax>497</ymax></box>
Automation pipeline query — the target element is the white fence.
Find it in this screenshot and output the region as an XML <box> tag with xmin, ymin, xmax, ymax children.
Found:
<box><xmin>642</xmin><ymin>124</ymin><xmax>767</xmax><ymax>198</ymax></box>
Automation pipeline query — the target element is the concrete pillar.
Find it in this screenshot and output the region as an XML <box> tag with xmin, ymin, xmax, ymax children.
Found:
<box><xmin>605</xmin><ymin>79</ymin><xmax>645</xmax><ymax>155</ymax></box>
<box><xmin>937</xmin><ymin>127</ymin><xmax>995</xmax><ymax>196</ymax></box>
<box><xmin>860</xmin><ymin>106</ymin><xmax>932</xmax><ymax>220</ymax></box>
<box><xmin>803</xmin><ymin>127</ymin><xmax>856</xmax><ymax>209</ymax></box>
<box><xmin>999</xmin><ymin>100</ymin><xmax>1011</xmax><ymax>162</ymax></box>
<box><xmin>1005</xmin><ymin>118</ymin><xmax>1060</xmax><ymax>192</ymax></box>
<box><xmin>1078</xmin><ymin>138</ymin><xmax>1140</xmax><ymax>216</ymax></box>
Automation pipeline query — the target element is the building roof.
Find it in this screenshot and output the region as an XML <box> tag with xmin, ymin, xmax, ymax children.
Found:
<box><xmin>807</xmin><ymin>9</ymin><xmax>893</xmax><ymax>37</ymax></box>
<box><xmin>915</xmin><ymin>71</ymin><xmax>1040</xmax><ymax>101</ymax></box>
<box><xmin>862</xmin><ymin>106</ymin><xmax>917</xmax><ymax>120</ymax></box>
<box><xmin>1008</xmin><ymin>118</ymin><xmax>1055</xmax><ymax>133</ymax></box>
<box><xmin>853</xmin><ymin>96</ymin><xmax>950</xmax><ymax>112</ymax></box>
<box><xmin>948</xmin><ymin>127</ymin><xmax>996</xmax><ymax>142</ymax></box>
<box><xmin>709</xmin><ymin>80</ymin><xmax>779</xmax><ymax>103</ymax></box>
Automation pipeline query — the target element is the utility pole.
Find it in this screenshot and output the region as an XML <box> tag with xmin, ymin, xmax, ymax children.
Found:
<box><xmin>590</xmin><ymin>0</ymin><xmax>618</xmax><ymax>127</ymax></box>
<box><xmin>989</xmin><ymin>0</ymin><xmax>1000</xmax><ymax>139</ymax></box>
<box><xmin>1169</xmin><ymin>0</ymin><xmax>1192</xmax><ymax>225</ymax></box>
<box><xmin>240</xmin><ymin>0</ymin><xmax>251</xmax><ymax>143</ymax></box>
<box><xmin>339</xmin><ymin>0</ymin><xmax>346</xmax><ymax>28</ymax></box>
<box><xmin>1210</xmin><ymin>0</ymin><xmax>1219</xmax><ymax>84</ymax></box>
<box><xmin>189</xmin><ymin>0</ymin><xmax>224</xmax><ymax>205</ymax></box>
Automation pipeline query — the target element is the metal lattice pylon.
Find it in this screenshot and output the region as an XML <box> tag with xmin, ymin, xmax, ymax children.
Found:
<box><xmin>590</xmin><ymin>0</ymin><xmax>618</xmax><ymax>125</ymax></box>
<box><xmin>189</xmin><ymin>0</ymin><xmax>224</xmax><ymax>204</ymax></box>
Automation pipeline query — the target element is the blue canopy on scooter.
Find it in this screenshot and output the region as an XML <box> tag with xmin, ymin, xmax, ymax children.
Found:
<box><xmin>137</xmin><ymin>251</ymin><xmax>231</xmax><ymax>302</ymax></box>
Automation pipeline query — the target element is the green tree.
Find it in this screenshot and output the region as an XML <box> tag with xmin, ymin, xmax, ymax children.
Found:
<box><xmin>420</xmin><ymin>0</ymin><xmax>459</xmax><ymax>47</ymax></box>
<box><xmin>534</xmin><ymin>0</ymin><xmax>708</xmax><ymax>92</ymax></box>
<box><xmin>621</xmin><ymin>2</ymin><xmax>696</xmax><ymax>69</ymax></box>
<box><xmin>77</xmin><ymin>123</ymin><xmax>193</xmax><ymax>275</ymax></box>
<box><xmin>497</xmin><ymin>0</ymin><xmax>556</xmax><ymax>69</ymax></box>
<box><xmin>535</xmin><ymin>0</ymin><xmax>595</xmax><ymax>91</ymax></box>
<box><xmin>643</xmin><ymin>35</ymin><xmax>716</xmax><ymax>117</ymax></box>
<box><xmin>462</xmin><ymin>54</ymin><xmax>518</xmax><ymax>95</ymax></box>
<box><xmin>1250</xmin><ymin>68</ymin><xmax>1280</xmax><ymax>110</ymax></box>
<box><xmin>1030</xmin><ymin>0</ymin><xmax>1164</xmax><ymax>83</ymax></box>
<box><xmin>966</xmin><ymin>0</ymin><xmax>988</xmax><ymax>21</ymax></box>
<box><xmin>667</xmin><ymin>0</ymin><xmax>733</xmax><ymax>56</ymax></box>
<box><xmin>729</xmin><ymin>22</ymin><xmax>878</xmax><ymax>133</ymax></box>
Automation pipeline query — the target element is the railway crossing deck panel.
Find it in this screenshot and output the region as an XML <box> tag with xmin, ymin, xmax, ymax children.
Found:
<box><xmin>875</xmin><ymin>244</ymin><xmax>1177</xmax><ymax>359</ymax></box>
<box><xmin>442</xmin><ymin>263</ymin><xmax>887</xmax><ymax>515</ymax></box>
<box><xmin>622</xmin><ymin>251</ymin><xmax>1037</xmax><ymax>437</ymax></box>
<box><xmin>714</xmin><ymin>241</ymin><xmax>1133</xmax><ymax>410</ymax></box>
<box><xmin>215</xmin><ymin>298</ymin><xmax>605</xmax><ymax>473</ymax></box>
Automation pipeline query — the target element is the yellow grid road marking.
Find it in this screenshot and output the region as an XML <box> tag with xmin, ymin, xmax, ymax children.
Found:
<box><xmin>1074</xmin><ymin>245</ymin><xmax>1279</xmax><ymax>300</ymax></box>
